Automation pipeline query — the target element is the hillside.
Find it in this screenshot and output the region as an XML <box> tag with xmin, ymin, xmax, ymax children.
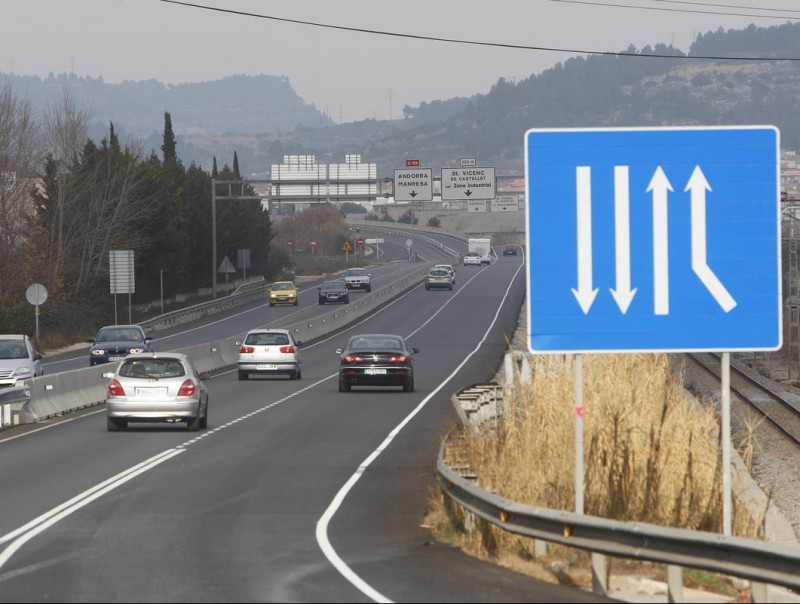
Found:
<box><xmin>4</xmin><ymin>20</ymin><xmax>800</xmax><ymax>179</ymax></box>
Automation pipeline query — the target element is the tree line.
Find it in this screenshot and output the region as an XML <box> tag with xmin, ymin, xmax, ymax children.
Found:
<box><xmin>0</xmin><ymin>85</ymin><xmax>275</xmax><ymax>346</ymax></box>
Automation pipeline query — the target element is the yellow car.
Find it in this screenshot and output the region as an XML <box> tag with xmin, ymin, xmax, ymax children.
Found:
<box><xmin>268</xmin><ymin>281</ymin><xmax>298</xmax><ymax>307</ymax></box>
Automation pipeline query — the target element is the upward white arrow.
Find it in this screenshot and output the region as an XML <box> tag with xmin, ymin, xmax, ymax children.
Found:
<box><xmin>647</xmin><ymin>166</ymin><xmax>672</xmax><ymax>316</ymax></box>
<box><xmin>571</xmin><ymin>166</ymin><xmax>598</xmax><ymax>314</ymax></box>
<box><xmin>685</xmin><ymin>166</ymin><xmax>737</xmax><ymax>313</ymax></box>
<box><xmin>610</xmin><ymin>166</ymin><xmax>637</xmax><ymax>314</ymax></box>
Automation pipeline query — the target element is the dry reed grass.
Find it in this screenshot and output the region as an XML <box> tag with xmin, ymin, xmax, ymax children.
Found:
<box><xmin>432</xmin><ymin>352</ymin><xmax>766</xmax><ymax>592</ymax></box>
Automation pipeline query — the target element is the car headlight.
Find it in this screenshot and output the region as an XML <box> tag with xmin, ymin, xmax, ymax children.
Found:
<box><xmin>129</xmin><ymin>347</ymin><xmax>144</xmax><ymax>354</ymax></box>
<box><xmin>12</xmin><ymin>367</ymin><xmax>33</xmax><ymax>378</ymax></box>
<box><xmin>91</xmin><ymin>349</ymin><xmax>106</xmax><ymax>356</ymax></box>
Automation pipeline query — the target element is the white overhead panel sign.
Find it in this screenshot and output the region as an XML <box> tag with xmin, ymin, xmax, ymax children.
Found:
<box><xmin>491</xmin><ymin>195</ymin><xmax>520</xmax><ymax>212</ymax></box>
<box><xmin>467</xmin><ymin>200</ymin><xmax>487</xmax><ymax>213</ymax></box>
<box><xmin>441</xmin><ymin>167</ymin><xmax>496</xmax><ymax>200</ymax></box>
<box><xmin>394</xmin><ymin>168</ymin><xmax>433</xmax><ymax>202</ymax></box>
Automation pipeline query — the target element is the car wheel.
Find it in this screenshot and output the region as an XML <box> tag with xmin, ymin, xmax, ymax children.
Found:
<box><xmin>293</xmin><ymin>300</ymin><xmax>298</xmax><ymax>306</ymax></box>
<box><xmin>366</xmin><ymin>285</ymin><xmax>371</xmax><ymax>292</ymax></box>
<box><xmin>187</xmin><ymin>415</ymin><xmax>201</xmax><ymax>431</ymax></box>
<box><xmin>449</xmin><ymin>285</ymin><xmax>453</xmax><ymax>290</ymax></box>
<box><xmin>199</xmin><ymin>410</ymin><xmax>208</xmax><ymax>429</ymax></box>
<box><xmin>319</xmin><ymin>299</ymin><xmax>324</xmax><ymax>305</ymax></box>
<box><xmin>107</xmin><ymin>417</ymin><xmax>126</xmax><ymax>431</ymax></box>
<box><xmin>403</xmin><ymin>376</ymin><xmax>415</xmax><ymax>392</ymax></box>
<box><xmin>425</xmin><ymin>285</ymin><xmax>430</xmax><ymax>290</ymax></box>
<box><xmin>295</xmin><ymin>369</ymin><xmax>302</xmax><ymax>380</ymax></box>
<box><xmin>269</xmin><ymin>302</ymin><xmax>274</xmax><ymax>307</ymax></box>
<box><xmin>338</xmin><ymin>376</ymin><xmax>350</xmax><ymax>392</ymax></box>
<box><xmin>238</xmin><ymin>372</ymin><xmax>248</xmax><ymax>380</ymax></box>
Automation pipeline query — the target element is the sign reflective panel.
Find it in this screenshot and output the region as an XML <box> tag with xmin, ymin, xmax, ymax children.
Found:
<box><xmin>525</xmin><ymin>126</ymin><xmax>781</xmax><ymax>353</ymax></box>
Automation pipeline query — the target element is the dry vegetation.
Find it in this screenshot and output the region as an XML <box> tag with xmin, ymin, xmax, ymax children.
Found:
<box><xmin>427</xmin><ymin>352</ymin><xmax>765</xmax><ymax>596</ymax></box>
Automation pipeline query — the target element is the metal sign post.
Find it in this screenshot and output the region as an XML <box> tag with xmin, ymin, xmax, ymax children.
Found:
<box><xmin>25</xmin><ymin>283</ymin><xmax>48</xmax><ymax>345</ymax></box>
<box><xmin>525</xmin><ymin>126</ymin><xmax>781</xmax><ymax>537</ymax></box>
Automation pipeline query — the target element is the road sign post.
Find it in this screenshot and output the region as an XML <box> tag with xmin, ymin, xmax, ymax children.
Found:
<box><xmin>525</xmin><ymin>126</ymin><xmax>781</xmax><ymax>353</ymax></box>
<box><xmin>525</xmin><ymin>125</ymin><xmax>781</xmax><ymax>531</ymax></box>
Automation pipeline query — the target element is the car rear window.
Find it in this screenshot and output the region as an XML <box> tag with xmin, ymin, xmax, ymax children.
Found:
<box><xmin>246</xmin><ymin>333</ymin><xmax>290</xmax><ymax>346</ymax></box>
<box><xmin>119</xmin><ymin>358</ymin><xmax>185</xmax><ymax>379</ymax></box>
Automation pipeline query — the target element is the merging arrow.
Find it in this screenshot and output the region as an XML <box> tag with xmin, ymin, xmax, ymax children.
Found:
<box><xmin>610</xmin><ymin>166</ymin><xmax>637</xmax><ymax>314</ymax></box>
<box><xmin>685</xmin><ymin>166</ymin><xmax>737</xmax><ymax>312</ymax></box>
<box><xmin>647</xmin><ymin>166</ymin><xmax>672</xmax><ymax>315</ymax></box>
<box><xmin>572</xmin><ymin>166</ymin><xmax>598</xmax><ymax>313</ymax></box>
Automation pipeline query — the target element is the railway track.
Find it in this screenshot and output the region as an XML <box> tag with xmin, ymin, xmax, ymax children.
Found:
<box><xmin>687</xmin><ymin>352</ymin><xmax>800</xmax><ymax>447</ymax></box>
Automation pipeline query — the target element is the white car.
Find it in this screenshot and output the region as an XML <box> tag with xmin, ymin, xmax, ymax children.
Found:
<box><xmin>0</xmin><ymin>334</ymin><xmax>44</xmax><ymax>387</ymax></box>
<box><xmin>236</xmin><ymin>328</ymin><xmax>302</xmax><ymax>380</ymax></box>
<box><xmin>463</xmin><ymin>252</ymin><xmax>481</xmax><ymax>266</ymax></box>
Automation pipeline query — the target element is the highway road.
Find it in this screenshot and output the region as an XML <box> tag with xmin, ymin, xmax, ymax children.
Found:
<box><xmin>0</xmin><ymin>228</ymin><xmax>611</xmax><ymax>602</ymax></box>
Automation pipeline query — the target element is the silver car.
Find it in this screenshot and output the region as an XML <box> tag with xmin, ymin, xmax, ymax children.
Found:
<box><xmin>237</xmin><ymin>328</ymin><xmax>302</xmax><ymax>380</ymax></box>
<box><xmin>104</xmin><ymin>352</ymin><xmax>209</xmax><ymax>431</ymax></box>
<box><xmin>0</xmin><ymin>334</ymin><xmax>44</xmax><ymax>387</ymax></box>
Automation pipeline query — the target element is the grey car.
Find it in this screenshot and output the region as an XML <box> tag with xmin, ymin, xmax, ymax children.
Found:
<box><xmin>104</xmin><ymin>352</ymin><xmax>209</xmax><ymax>431</ymax></box>
<box><xmin>0</xmin><ymin>335</ymin><xmax>43</xmax><ymax>387</ymax></box>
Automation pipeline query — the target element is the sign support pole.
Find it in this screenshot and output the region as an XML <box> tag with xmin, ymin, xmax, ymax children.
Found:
<box><xmin>721</xmin><ymin>351</ymin><xmax>731</xmax><ymax>536</ymax></box>
<box><xmin>574</xmin><ymin>353</ymin><xmax>584</xmax><ymax>514</ymax></box>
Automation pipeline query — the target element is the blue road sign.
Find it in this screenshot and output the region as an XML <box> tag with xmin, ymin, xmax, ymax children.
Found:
<box><xmin>525</xmin><ymin>126</ymin><xmax>781</xmax><ymax>353</ymax></box>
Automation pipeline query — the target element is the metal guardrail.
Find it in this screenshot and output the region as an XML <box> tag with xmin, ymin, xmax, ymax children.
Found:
<box><xmin>139</xmin><ymin>278</ymin><xmax>269</xmax><ymax>332</ymax></box>
<box><xmin>440</xmin><ymin>374</ymin><xmax>800</xmax><ymax>600</ymax></box>
<box><xmin>437</xmin><ymin>445</ymin><xmax>800</xmax><ymax>592</ymax></box>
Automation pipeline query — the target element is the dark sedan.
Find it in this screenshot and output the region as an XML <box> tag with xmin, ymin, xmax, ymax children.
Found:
<box><xmin>318</xmin><ymin>280</ymin><xmax>350</xmax><ymax>305</ymax></box>
<box><xmin>502</xmin><ymin>245</ymin><xmax>517</xmax><ymax>256</ymax></box>
<box><xmin>336</xmin><ymin>333</ymin><xmax>418</xmax><ymax>392</ymax></box>
<box><xmin>88</xmin><ymin>324</ymin><xmax>153</xmax><ymax>366</ymax></box>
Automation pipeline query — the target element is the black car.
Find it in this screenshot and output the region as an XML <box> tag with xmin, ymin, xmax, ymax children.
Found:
<box><xmin>318</xmin><ymin>280</ymin><xmax>350</xmax><ymax>305</ymax></box>
<box><xmin>336</xmin><ymin>334</ymin><xmax>418</xmax><ymax>392</ymax></box>
<box><xmin>502</xmin><ymin>245</ymin><xmax>517</xmax><ymax>256</ymax></box>
<box><xmin>89</xmin><ymin>324</ymin><xmax>153</xmax><ymax>366</ymax></box>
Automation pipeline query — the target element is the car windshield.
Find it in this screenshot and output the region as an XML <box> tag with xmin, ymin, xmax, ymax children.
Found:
<box><xmin>430</xmin><ymin>270</ymin><xmax>448</xmax><ymax>276</ymax></box>
<box><xmin>0</xmin><ymin>340</ymin><xmax>27</xmax><ymax>359</ymax></box>
<box><xmin>346</xmin><ymin>269</ymin><xmax>366</xmax><ymax>275</ymax></box>
<box><xmin>97</xmin><ymin>328</ymin><xmax>142</xmax><ymax>342</ymax></box>
<box><xmin>272</xmin><ymin>283</ymin><xmax>293</xmax><ymax>291</ymax></box>
<box><xmin>245</xmin><ymin>332</ymin><xmax>290</xmax><ymax>346</ymax></box>
<box><xmin>322</xmin><ymin>282</ymin><xmax>342</xmax><ymax>290</ymax></box>
<box><xmin>118</xmin><ymin>358</ymin><xmax>185</xmax><ymax>379</ymax></box>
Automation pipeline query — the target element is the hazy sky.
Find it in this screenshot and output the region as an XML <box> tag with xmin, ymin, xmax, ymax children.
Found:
<box><xmin>3</xmin><ymin>0</ymin><xmax>800</xmax><ymax>123</ymax></box>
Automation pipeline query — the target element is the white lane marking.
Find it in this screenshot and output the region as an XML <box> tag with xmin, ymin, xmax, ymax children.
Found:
<box><xmin>316</xmin><ymin>254</ymin><xmax>526</xmax><ymax>603</ymax></box>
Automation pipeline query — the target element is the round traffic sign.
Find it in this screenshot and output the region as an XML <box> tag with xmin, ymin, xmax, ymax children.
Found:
<box><xmin>26</xmin><ymin>283</ymin><xmax>48</xmax><ymax>305</ymax></box>
<box><xmin>405</xmin><ymin>238</ymin><xmax>413</xmax><ymax>248</ymax></box>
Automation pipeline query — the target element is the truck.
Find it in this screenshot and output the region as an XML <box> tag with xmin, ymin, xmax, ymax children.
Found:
<box><xmin>467</xmin><ymin>238</ymin><xmax>492</xmax><ymax>266</ymax></box>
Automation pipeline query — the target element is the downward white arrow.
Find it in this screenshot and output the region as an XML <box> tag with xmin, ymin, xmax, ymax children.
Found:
<box><xmin>572</xmin><ymin>166</ymin><xmax>598</xmax><ymax>314</ymax></box>
<box><xmin>647</xmin><ymin>166</ymin><xmax>672</xmax><ymax>315</ymax></box>
<box><xmin>685</xmin><ymin>166</ymin><xmax>737</xmax><ymax>312</ymax></box>
<box><xmin>610</xmin><ymin>166</ymin><xmax>637</xmax><ymax>314</ymax></box>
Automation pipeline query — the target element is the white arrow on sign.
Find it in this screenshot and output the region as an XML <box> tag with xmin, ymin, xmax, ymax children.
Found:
<box><xmin>610</xmin><ymin>166</ymin><xmax>636</xmax><ymax>314</ymax></box>
<box><xmin>572</xmin><ymin>166</ymin><xmax>598</xmax><ymax>313</ymax></box>
<box><xmin>647</xmin><ymin>166</ymin><xmax>672</xmax><ymax>316</ymax></box>
<box><xmin>685</xmin><ymin>166</ymin><xmax>737</xmax><ymax>312</ymax></box>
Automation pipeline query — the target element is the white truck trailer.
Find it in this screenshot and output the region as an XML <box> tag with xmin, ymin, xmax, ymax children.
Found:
<box><xmin>467</xmin><ymin>238</ymin><xmax>492</xmax><ymax>265</ymax></box>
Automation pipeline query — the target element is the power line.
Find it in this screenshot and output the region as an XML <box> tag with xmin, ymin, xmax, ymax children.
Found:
<box><xmin>161</xmin><ymin>0</ymin><xmax>800</xmax><ymax>62</ymax></box>
<box><xmin>547</xmin><ymin>0</ymin><xmax>800</xmax><ymax>20</ymax></box>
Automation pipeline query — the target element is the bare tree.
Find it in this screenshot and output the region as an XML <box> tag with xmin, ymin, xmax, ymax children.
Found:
<box><xmin>38</xmin><ymin>86</ymin><xmax>93</xmax><ymax>292</ymax></box>
<box><xmin>0</xmin><ymin>83</ymin><xmax>41</xmax><ymax>296</ymax></box>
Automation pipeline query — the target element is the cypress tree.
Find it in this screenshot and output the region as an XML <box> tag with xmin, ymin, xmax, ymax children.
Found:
<box><xmin>161</xmin><ymin>111</ymin><xmax>177</xmax><ymax>163</ymax></box>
